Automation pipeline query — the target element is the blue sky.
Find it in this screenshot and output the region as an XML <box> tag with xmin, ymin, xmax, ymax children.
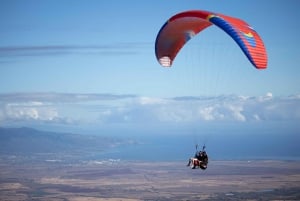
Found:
<box><xmin>0</xmin><ymin>0</ymin><xmax>300</xmax><ymax>137</ymax></box>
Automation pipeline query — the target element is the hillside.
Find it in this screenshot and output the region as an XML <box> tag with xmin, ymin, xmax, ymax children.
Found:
<box><xmin>0</xmin><ymin>127</ymin><xmax>120</xmax><ymax>155</ymax></box>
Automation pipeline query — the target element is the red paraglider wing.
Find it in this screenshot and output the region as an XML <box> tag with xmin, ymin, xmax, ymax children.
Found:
<box><xmin>155</xmin><ymin>10</ymin><xmax>267</xmax><ymax>69</ymax></box>
<box><xmin>155</xmin><ymin>10</ymin><xmax>212</xmax><ymax>67</ymax></box>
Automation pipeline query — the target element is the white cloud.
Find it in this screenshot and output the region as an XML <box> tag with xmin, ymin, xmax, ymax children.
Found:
<box><xmin>199</xmin><ymin>106</ymin><xmax>216</xmax><ymax>120</ymax></box>
<box><xmin>4</xmin><ymin>102</ymin><xmax>58</xmax><ymax>121</ymax></box>
<box><xmin>253</xmin><ymin>114</ymin><xmax>261</xmax><ymax>121</ymax></box>
<box><xmin>266</xmin><ymin>92</ymin><xmax>273</xmax><ymax>98</ymax></box>
<box><xmin>138</xmin><ymin>97</ymin><xmax>167</xmax><ymax>105</ymax></box>
<box><xmin>0</xmin><ymin>92</ymin><xmax>300</xmax><ymax>126</ymax></box>
<box><xmin>225</xmin><ymin>104</ymin><xmax>246</xmax><ymax>122</ymax></box>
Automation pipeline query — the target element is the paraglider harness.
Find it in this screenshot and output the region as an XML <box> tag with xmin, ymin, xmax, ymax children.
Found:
<box><xmin>187</xmin><ymin>144</ymin><xmax>208</xmax><ymax>170</ymax></box>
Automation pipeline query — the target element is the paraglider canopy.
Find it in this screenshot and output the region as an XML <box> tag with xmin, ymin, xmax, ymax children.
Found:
<box><xmin>155</xmin><ymin>10</ymin><xmax>267</xmax><ymax>69</ymax></box>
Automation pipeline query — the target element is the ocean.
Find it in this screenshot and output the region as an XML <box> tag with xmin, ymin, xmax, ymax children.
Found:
<box><xmin>96</xmin><ymin>123</ymin><xmax>300</xmax><ymax>162</ymax></box>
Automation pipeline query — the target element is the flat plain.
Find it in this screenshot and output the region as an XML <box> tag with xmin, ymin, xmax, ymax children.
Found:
<box><xmin>1</xmin><ymin>157</ymin><xmax>300</xmax><ymax>201</ymax></box>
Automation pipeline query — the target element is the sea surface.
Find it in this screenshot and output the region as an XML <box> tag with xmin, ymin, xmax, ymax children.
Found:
<box><xmin>97</xmin><ymin>130</ymin><xmax>300</xmax><ymax>162</ymax></box>
<box><xmin>22</xmin><ymin>121</ymin><xmax>300</xmax><ymax>162</ymax></box>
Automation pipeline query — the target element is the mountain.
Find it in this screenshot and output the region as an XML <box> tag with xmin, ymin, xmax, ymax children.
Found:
<box><xmin>0</xmin><ymin>127</ymin><xmax>120</xmax><ymax>155</ymax></box>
